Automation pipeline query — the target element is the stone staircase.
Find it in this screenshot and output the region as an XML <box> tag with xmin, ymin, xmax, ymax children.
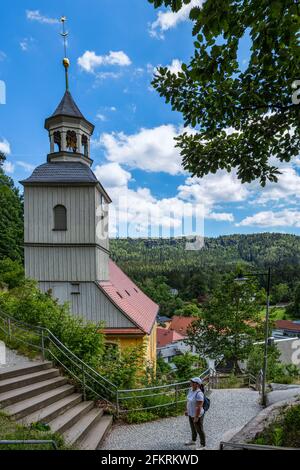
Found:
<box><xmin>0</xmin><ymin>361</ymin><xmax>113</xmax><ymax>449</ymax></box>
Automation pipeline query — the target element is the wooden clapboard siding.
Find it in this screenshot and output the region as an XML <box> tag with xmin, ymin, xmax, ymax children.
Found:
<box><xmin>25</xmin><ymin>246</ymin><xmax>109</xmax><ymax>282</ymax></box>
<box><xmin>39</xmin><ymin>281</ymin><xmax>135</xmax><ymax>328</ymax></box>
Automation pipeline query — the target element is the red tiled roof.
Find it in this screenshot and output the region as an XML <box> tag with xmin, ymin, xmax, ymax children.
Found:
<box><xmin>169</xmin><ymin>316</ymin><xmax>196</xmax><ymax>336</ymax></box>
<box><xmin>98</xmin><ymin>260</ymin><xmax>159</xmax><ymax>335</ymax></box>
<box><xmin>157</xmin><ymin>327</ymin><xmax>185</xmax><ymax>348</ymax></box>
<box><xmin>275</xmin><ymin>320</ymin><xmax>300</xmax><ymax>332</ymax></box>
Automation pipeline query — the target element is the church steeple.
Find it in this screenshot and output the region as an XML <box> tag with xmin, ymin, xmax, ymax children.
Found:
<box><xmin>60</xmin><ymin>17</ymin><xmax>70</xmax><ymax>92</ymax></box>
<box><xmin>44</xmin><ymin>17</ymin><xmax>94</xmax><ymax>166</ymax></box>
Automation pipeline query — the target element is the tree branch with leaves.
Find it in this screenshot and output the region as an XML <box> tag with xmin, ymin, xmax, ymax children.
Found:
<box><xmin>149</xmin><ymin>0</ymin><xmax>300</xmax><ymax>185</ymax></box>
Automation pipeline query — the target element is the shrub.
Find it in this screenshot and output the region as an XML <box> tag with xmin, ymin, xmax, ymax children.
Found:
<box><xmin>0</xmin><ymin>280</ymin><xmax>105</xmax><ymax>368</ymax></box>
<box><xmin>253</xmin><ymin>404</ymin><xmax>300</xmax><ymax>448</ymax></box>
<box><xmin>99</xmin><ymin>344</ymin><xmax>146</xmax><ymax>389</ymax></box>
<box><xmin>0</xmin><ymin>258</ymin><xmax>24</xmax><ymax>289</ymax></box>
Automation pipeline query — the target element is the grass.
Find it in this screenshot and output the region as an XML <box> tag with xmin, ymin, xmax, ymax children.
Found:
<box><xmin>258</xmin><ymin>306</ymin><xmax>299</xmax><ymax>321</ymax></box>
<box><xmin>215</xmin><ymin>374</ymin><xmax>248</xmax><ymax>389</ymax></box>
<box><xmin>0</xmin><ymin>411</ymin><xmax>71</xmax><ymax>450</ymax></box>
<box><xmin>0</xmin><ymin>329</ymin><xmax>41</xmax><ymax>360</ymax></box>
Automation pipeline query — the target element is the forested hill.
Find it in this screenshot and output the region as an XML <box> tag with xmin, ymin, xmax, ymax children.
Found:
<box><xmin>110</xmin><ymin>233</ymin><xmax>300</xmax><ymax>292</ymax></box>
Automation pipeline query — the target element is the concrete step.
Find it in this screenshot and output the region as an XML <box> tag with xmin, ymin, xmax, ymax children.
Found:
<box><xmin>0</xmin><ymin>368</ymin><xmax>60</xmax><ymax>393</ymax></box>
<box><xmin>63</xmin><ymin>408</ymin><xmax>103</xmax><ymax>446</ymax></box>
<box><xmin>0</xmin><ymin>361</ymin><xmax>52</xmax><ymax>381</ymax></box>
<box><xmin>78</xmin><ymin>415</ymin><xmax>113</xmax><ymax>450</ymax></box>
<box><xmin>20</xmin><ymin>393</ymin><xmax>82</xmax><ymax>426</ymax></box>
<box><xmin>3</xmin><ymin>384</ymin><xmax>75</xmax><ymax>419</ymax></box>
<box><xmin>49</xmin><ymin>401</ymin><xmax>95</xmax><ymax>434</ymax></box>
<box><xmin>0</xmin><ymin>376</ymin><xmax>68</xmax><ymax>407</ymax></box>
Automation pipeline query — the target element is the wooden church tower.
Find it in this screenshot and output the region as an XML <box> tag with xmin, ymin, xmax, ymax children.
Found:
<box><xmin>21</xmin><ymin>21</ymin><xmax>158</xmax><ymax>365</ymax></box>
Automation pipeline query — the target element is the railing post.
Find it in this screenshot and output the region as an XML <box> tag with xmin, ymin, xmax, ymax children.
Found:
<box><xmin>175</xmin><ymin>384</ymin><xmax>179</xmax><ymax>411</ymax></box>
<box><xmin>7</xmin><ymin>318</ymin><xmax>11</xmax><ymax>340</ymax></box>
<box><xmin>82</xmin><ymin>364</ymin><xmax>86</xmax><ymax>401</ymax></box>
<box><xmin>41</xmin><ymin>330</ymin><xmax>45</xmax><ymax>361</ymax></box>
<box><xmin>116</xmin><ymin>390</ymin><xmax>120</xmax><ymax>418</ymax></box>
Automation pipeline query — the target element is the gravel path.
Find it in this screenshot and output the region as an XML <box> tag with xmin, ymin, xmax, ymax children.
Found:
<box><xmin>0</xmin><ymin>344</ymin><xmax>35</xmax><ymax>369</ymax></box>
<box><xmin>100</xmin><ymin>388</ymin><xmax>261</xmax><ymax>450</ymax></box>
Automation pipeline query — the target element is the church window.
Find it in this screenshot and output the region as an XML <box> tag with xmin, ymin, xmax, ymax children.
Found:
<box><xmin>82</xmin><ymin>134</ymin><xmax>88</xmax><ymax>156</ymax></box>
<box><xmin>53</xmin><ymin>205</ymin><xmax>67</xmax><ymax>231</ymax></box>
<box><xmin>53</xmin><ymin>131</ymin><xmax>61</xmax><ymax>152</ymax></box>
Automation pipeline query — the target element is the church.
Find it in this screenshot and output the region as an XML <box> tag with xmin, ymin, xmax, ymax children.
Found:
<box><xmin>20</xmin><ymin>55</ymin><xmax>158</xmax><ymax>367</ymax></box>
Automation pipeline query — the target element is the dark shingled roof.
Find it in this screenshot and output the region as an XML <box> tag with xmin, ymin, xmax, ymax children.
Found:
<box><xmin>20</xmin><ymin>162</ymin><xmax>98</xmax><ymax>185</ymax></box>
<box><xmin>51</xmin><ymin>91</ymin><xmax>85</xmax><ymax>119</ymax></box>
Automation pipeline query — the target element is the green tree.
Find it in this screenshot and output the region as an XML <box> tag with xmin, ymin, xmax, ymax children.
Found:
<box><xmin>174</xmin><ymin>302</ymin><xmax>202</xmax><ymax>317</ymax></box>
<box><xmin>141</xmin><ymin>276</ymin><xmax>183</xmax><ymax>316</ymax></box>
<box><xmin>172</xmin><ymin>352</ymin><xmax>206</xmax><ymax>381</ymax></box>
<box><xmin>0</xmin><ymin>152</ymin><xmax>24</xmax><ymax>261</ymax></box>
<box><xmin>149</xmin><ymin>0</ymin><xmax>300</xmax><ymax>185</ymax></box>
<box><xmin>271</xmin><ymin>283</ymin><xmax>290</xmax><ymax>305</ymax></box>
<box><xmin>0</xmin><ymin>258</ymin><xmax>24</xmax><ymax>289</ymax></box>
<box><xmin>247</xmin><ymin>343</ymin><xmax>281</xmax><ymax>381</ymax></box>
<box><xmin>286</xmin><ymin>282</ymin><xmax>300</xmax><ymax>318</ymax></box>
<box><xmin>186</xmin><ymin>273</ymin><xmax>264</xmax><ymax>374</ymax></box>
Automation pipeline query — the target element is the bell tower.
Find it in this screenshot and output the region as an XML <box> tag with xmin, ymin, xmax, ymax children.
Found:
<box><xmin>44</xmin><ymin>18</ymin><xmax>94</xmax><ymax>167</ymax></box>
<box><xmin>21</xmin><ymin>17</ymin><xmax>111</xmax><ymax>311</ymax></box>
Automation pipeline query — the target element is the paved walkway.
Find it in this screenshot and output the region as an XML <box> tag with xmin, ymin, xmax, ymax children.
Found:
<box><xmin>0</xmin><ymin>345</ymin><xmax>35</xmax><ymax>369</ymax></box>
<box><xmin>100</xmin><ymin>388</ymin><xmax>262</xmax><ymax>450</ymax></box>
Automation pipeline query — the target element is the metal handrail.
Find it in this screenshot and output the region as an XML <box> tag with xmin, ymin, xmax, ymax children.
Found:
<box><xmin>0</xmin><ymin>440</ymin><xmax>58</xmax><ymax>450</ymax></box>
<box><xmin>220</xmin><ymin>441</ymin><xmax>300</xmax><ymax>451</ymax></box>
<box><xmin>0</xmin><ymin>309</ymin><xmax>216</xmax><ymax>415</ymax></box>
<box><xmin>0</xmin><ymin>309</ymin><xmax>117</xmax><ymax>407</ymax></box>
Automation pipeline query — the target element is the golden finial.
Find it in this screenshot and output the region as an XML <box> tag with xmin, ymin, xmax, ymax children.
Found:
<box><xmin>60</xmin><ymin>16</ymin><xmax>69</xmax><ymax>91</ymax></box>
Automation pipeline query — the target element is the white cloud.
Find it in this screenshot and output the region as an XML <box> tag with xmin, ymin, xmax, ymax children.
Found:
<box><xmin>149</xmin><ymin>0</ymin><xmax>203</xmax><ymax>39</ymax></box>
<box><xmin>94</xmin><ymin>162</ymin><xmax>131</xmax><ymax>188</ymax></box>
<box><xmin>208</xmin><ymin>212</ymin><xmax>235</xmax><ymax>222</ymax></box>
<box><xmin>237</xmin><ymin>210</ymin><xmax>300</xmax><ymax>228</ymax></box>
<box><xmin>178</xmin><ymin>172</ymin><xmax>249</xmax><ymax>208</ymax></box>
<box><xmin>95</xmin><ymin>71</ymin><xmax>122</xmax><ymax>81</ymax></box>
<box><xmin>26</xmin><ymin>10</ymin><xmax>59</xmax><ymax>24</ymax></box>
<box><xmin>96</xmin><ymin>114</ymin><xmax>107</xmax><ymax>122</ymax></box>
<box><xmin>20</xmin><ymin>37</ymin><xmax>34</xmax><ymax>52</ymax></box>
<box><xmin>255</xmin><ymin>167</ymin><xmax>300</xmax><ymax>204</ymax></box>
<box><xmin>78</xmin><ymin>50</ymin><xmax>131</xmax><ymax>73</ymax></box>
<box><xmin>167</xmin><ymin>59</ymin><xmax>183</xmax><ymax>75</ymax></box>
<box><xmin>16</xmin><ymin>161</ymin><xmax>35</xmax><ymax>172</ymax></box>
<box><xmin>0</xmin><ymin>51</ymin><xmax>6</xmax><ymax>61</ymax></box>
<box><xmin>20</xmin><ymin>40</ymin><xmax>28</xmax><ymax>51</ymax></box>
<box><xmin>3</xmin><ymin>161</ymin><xmax>14</xmax><ymax>174</ymax></box>
<box><xmin>95</xmin><ymin>124</ymin><xmax>188</xmax><ymax>176</ymax></box>
<box><xmin>0</xmin><ymin>139</ymin><xmax>11</xmax><ymax>155</ymax></box>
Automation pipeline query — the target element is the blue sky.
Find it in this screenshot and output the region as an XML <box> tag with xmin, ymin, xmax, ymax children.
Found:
<box><xmin>0</xmin><ymin>0</ymin><xmax>300</xmax><ymax>238</ymax></box>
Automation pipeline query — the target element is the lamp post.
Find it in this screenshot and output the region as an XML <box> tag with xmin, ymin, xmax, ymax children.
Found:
<box><xmin>234</xmin><ymin>267</ymin><xmax>271</xmax><ymax>407</ymax></box>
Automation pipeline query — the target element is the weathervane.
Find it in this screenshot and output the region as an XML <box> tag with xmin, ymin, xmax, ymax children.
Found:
<box><xmin>60</xmin><ymin>16</ymin><xmax>70</xmax><ymax>91</ymax></box>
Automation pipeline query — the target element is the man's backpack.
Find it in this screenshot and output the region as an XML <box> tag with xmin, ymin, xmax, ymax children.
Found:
<box><xmin>203</xmin><ymin>395</ymin><xmax>210</xmax><ymax>413</ymax></box>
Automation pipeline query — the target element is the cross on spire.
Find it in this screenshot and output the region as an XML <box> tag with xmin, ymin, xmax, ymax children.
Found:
<box><xmin>60</xmin><ymin>16</ymin><xmax>70</xmax><ymax>91</ymax></box>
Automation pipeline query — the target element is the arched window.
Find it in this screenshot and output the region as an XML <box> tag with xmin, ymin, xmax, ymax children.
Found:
<box><xmin>53</xmin><ymin>205</ymin><xmax>67</xmax><ymax>231</ymax></box>
<box><xmin>53</xmin><ymin>131</ymin><xmax>61</xmax><ymax>152</ymax></box>
<box><xmin>82</xmin><ymin>134</ymin><xmax>88</xmax><ymax>156</ymax></box>
<box><xmin>66</xmin><ymin>130</ymin><xmax>77</xmax><ymax>153</ymax></box>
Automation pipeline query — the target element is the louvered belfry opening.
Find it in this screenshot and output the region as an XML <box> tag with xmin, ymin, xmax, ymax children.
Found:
<box><xmin>53</xmin><ymin>204</ymin><xmax>67</xmax><ymax>231</ymax></box>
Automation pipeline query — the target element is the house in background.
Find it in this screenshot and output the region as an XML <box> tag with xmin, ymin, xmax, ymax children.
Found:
<box><xmin>21</xmin><ymin>62</ymin><xmax>158</xmax><ymax>367</ymax></box>
<box><xmin>157</xmin><ymin>327</ymin><xmax>188</xmax><ymax>364</ymax></box>
<box><xmin>273</xmin><ymin>320</ymin><xmax>300</xmax><ymax>339</ymax></box>
<box><xmin>157</xmin><ymin>316</ymin><xmax>197</xmax><ymax>364</ymax></box>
